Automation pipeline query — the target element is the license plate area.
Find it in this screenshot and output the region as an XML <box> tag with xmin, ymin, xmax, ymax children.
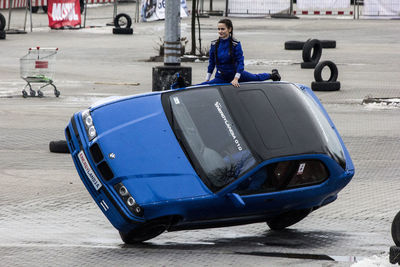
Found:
<box><xmin>78</xmin><ymin>150</ymin><xmax>102</xmax><ymax>191</ymax></box>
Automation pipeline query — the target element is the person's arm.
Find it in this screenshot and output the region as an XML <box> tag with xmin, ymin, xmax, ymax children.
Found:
<box><xmin>231</xmin><ymin>41</ymin><xmax>244</xmax><ymax>87</ymax></box>
<box><xmin>206</xmin><ymin>43</ymin><xmax>216</xmax><ymax>81</ymax></box>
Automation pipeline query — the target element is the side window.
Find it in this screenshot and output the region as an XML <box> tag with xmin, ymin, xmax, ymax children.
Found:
<box><xmin>233</xmin><ymin>160</ymin><xmax>329</xmax><ymax>196</ymax></box>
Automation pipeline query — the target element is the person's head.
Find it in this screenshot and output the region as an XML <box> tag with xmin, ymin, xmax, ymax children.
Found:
<box><xmin>217</xmin><ymin>19</ymin><xmax>233</xmax><ymax>39</ymax></box>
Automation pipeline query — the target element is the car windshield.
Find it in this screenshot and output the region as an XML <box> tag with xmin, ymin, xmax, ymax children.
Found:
<box><xmin>166</xmin><ymin>88</ymin><xmax>256</xmax><ymax>192</ymax></box>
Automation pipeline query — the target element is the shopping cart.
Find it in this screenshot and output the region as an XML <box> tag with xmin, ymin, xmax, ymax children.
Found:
<box><xmin>20</xmin><ymin>47</ymin><xmax>60</xmax><ymax>98</ymax></box>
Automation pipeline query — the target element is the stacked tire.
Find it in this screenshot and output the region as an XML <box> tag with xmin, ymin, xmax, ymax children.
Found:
<box><xmin>301</xmin><ymin>39</ymin><xmax>322</xmax><ymax>69</ymax></box>
<box><xmin>113</xmin><ymin>13</ymin><xmax>133</xmax><ymax>35</ymax></box>
<box><xmin>0</xmin><ymin>13</ymin><xmax>6</xmax><ymax>40</ymax></box>
<box><xmin>311</xmin><ymin>60</ymin><xmax>340</xmax><ymax>91</ymax></box>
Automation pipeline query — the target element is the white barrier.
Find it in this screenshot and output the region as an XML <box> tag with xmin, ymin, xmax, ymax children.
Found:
<box><xmin>363</xmin><ymin>0</ymin><xmax>400</xmax><ymax>16</ymax></box>
<box><xmin>227</xmin><ymin>0</ymin><xmax>290</xmax><ymax>15</ymax></box>
<box><xmin>295</xmin><ymin>0</ymin><xmax>353</xmax><ymax>15</ymax></box>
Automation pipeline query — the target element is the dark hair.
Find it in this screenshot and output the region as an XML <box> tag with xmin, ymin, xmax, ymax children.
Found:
<box><xmin>215</xmin><ymin>19</ymin><xmax>235</xmax><ymax>65</ymax></box>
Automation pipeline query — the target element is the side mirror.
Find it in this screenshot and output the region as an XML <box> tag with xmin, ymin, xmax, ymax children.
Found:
<box><xmin>227</xmin><ymin>193</ymin><xmax>246</xmax><ymax>208</ymax></box>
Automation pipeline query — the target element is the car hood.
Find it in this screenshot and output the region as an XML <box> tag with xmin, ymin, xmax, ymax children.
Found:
<box><xmin>90</xmin><ymin>93</ymin><xmax>211</xmax><ymax>204</ymax></box>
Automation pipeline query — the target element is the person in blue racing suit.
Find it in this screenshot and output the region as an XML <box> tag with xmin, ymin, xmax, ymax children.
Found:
<box><xmin>202</xmin><ymin>19</ymin><xmax>281</xmax><ymax>88</ymax></box>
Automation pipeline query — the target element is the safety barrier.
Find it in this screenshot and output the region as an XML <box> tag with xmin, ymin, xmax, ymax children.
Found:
<box><xmin>0</xmin><ymin>0</ymin><xmax>113</xmax><ymax>9</ymax></box>
<box><xmin>362</xmin><ymin>0</ymin><xmax>400</xmax><ymax>16</ymax></box>
<box><xmin>226</xmin><ymin>0</ymin><xmax>399</xmax><ymax>18</ymax></box>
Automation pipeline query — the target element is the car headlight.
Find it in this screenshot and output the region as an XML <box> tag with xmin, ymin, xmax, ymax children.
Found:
<box><xmin>81</xmin><ymin>110</ymin><xmax>97</xmax><ymax>141</ymax></box>
<box><xmin>114</xmin><ymin>183</ymin><xmax>144</xmax><ymax>217</ymax></box>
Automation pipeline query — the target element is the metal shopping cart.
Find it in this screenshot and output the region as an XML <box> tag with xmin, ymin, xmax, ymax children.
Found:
<box><xmin>20</xmin><ymin>47</ymin><xmax>60</xmax><ymax>98</ymax></box>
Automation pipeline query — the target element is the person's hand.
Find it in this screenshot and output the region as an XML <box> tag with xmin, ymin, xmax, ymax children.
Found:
<box><xmin>231</xmin><ymin>78</ymin><xmax>240</xmax><ymax>87</ymax></box>
<box><xmin>271</xmin><ymin>69</ymin><xmax>281</xmax><ymax>81</ymax></box>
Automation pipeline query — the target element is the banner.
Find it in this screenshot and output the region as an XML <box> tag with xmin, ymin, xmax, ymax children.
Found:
<box><xmin>297</xmin><ymin>0</ymin><xmax>350</xmax><ymax>9</ymax></box>
<box><xmin>141</xmin><ymin>0</ymin><xmax>189</xmax><ymax>22</ymax></box>
<box><xmin>48</xmin><ymin>0</ymin><xmax>81</xmax><ymax>28</ymax></box>
<box><xmin>364</xmin><ymin>0</ymin><xmax>400</xmax><ymax>15</ymax></box>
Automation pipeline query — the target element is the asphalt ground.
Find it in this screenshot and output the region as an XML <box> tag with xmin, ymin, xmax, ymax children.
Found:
<box><xmin>0</xmin><ymin>3</ymin><xmax>400</xmax><ymax>266</ymax></box>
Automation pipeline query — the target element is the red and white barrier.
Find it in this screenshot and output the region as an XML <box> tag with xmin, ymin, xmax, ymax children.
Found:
<box><xmin>294</xmin><ymin>10</ymin><xmax>354</xmax><ymax>15</ymax></box>
<box><xmin>0</xmin><ymin>0</ymin><xmax>112</xmax><ymax>9</ymax></box>
<box><xmin>1</xmin><ymin>0</ymin><xmax>27</xmax><ymax>9</ymax></box>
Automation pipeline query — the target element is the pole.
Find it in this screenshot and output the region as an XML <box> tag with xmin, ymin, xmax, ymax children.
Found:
<box><xmin>191</xmin><ymin>0</ymin><xmax>196</xmax><ymax>54</ymax></box>
<box><xmin>164</xmin><ymin>0</ymin><xmax>181</xmax><ymax>65</ymax></box>
<box><xmin>225</xmin><ymin>0</ymin><xmax>228</xmax><ymax>17</ymax></box>
<box><xmin>289</xmin><ymin>0</ymin><xmax>293</xmax><ymax>15</ymax></box>
<box><xmin>209</xmin><ymin>0</ymin><xmax>212</xmax><ymax>12</ymax></box>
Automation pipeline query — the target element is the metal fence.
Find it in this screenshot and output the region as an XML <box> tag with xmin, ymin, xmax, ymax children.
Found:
<box><xmin>224</xmin><ymin>0</ymin><xmax>400</xmax><ymax>18</ymax></box>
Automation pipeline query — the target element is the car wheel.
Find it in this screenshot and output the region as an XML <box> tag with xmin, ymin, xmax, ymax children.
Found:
<box><xmin>0</xmin><ymin>13</ymin><xmax>6</xmax><ymax>31</ymax></box>
<box><xmin>314</xmin><ymin>60</ymin><xmax>338</xmax><ymax>82</ymax></box>
<box><xmin>266</xmin><ymin>209</ymin><xmax>312</xmax><ymax>230</ymax></box>
<box><xmin>119</xmin><ymin>221</ymin><xmax>168</xmax><ymax>244</ymax></box>
<box><xmin>42</xmin><ymin>5</ymin><xmax>47</xmax><ymax>13</ymax></box>
<box><xmin>284</xmin><ymin>41</ymin><xmax>305</xmax><ymax>50</ymax></box>
<box><xmin>49</xmin><ymin>140</ymin><xmax>70</xmax><ymax>153</ymax></box>
<box><xmin>392</xmin><ymin>211</ymin><xmax>400</xmax><ymax>246</ymax></box>
<box><xmin>114</xmin><ymin>13</ymin><xmax>132</xmax><ymax>29</ymax></box>
<box><xmin>302</xmin><ymin>39</ymin><xmax>322</xmax><ymax>63</ymax></box>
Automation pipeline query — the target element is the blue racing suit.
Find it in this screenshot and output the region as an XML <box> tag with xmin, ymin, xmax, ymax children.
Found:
<box><xmin>202</xmin><ymin>37</ymin><xmax>271</xmax><ymax>85</ymax></box>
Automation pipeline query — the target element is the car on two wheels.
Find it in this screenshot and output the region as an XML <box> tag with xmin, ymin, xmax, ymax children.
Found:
<box><xmin>65</xmin><ymin>81</ymin><xmax>354</xmax><ymax>243</ymax></box>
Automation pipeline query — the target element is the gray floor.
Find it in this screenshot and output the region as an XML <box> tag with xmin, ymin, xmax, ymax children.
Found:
<box><xmin>0</xmin><ymin>3</ymin><xmax>399</xmax><ymax>266</ymax></box>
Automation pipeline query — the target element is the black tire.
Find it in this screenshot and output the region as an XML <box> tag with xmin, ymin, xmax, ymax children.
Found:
<box><xmin>390</xmin><ymin>246</ymin><xmax>400</xmax><ymax>264</ymax></box>
<box><xmin>114</xmin><ymin>13</ymin><xmax>132</xmax><ymax>29</ymax></box>
<box><xmin>392</xmin><ymin>211</ymin><xmax>400</xmax><ymax>246</ymax></box>
<box><xmin>42</xmin><ymin>5</ymin><xmax>47</xmax><ymax>13</ymax></box>
<box><xmin>321</xmin><ymin>40</ymin><xmax>336</xmax><ymax>49</ymax></box>
<box><xmin>267</xmin><ymin>209</ymin><xmax>312</xmax><ymax>230</ymax></box>
<box><xmin>284</xmin><ymin>41</ymin><xmax>305</xmax><ymax>50</ymax></box>
<box><xmin>302</xmin><ymin>39</ymin><xmax>322</xmax><ymax>63</ymax></box>
<box><xmin>0</xmin><ymin>30</ymin><xmax>6</xmax><ymax>40</ymax></box>
<box><xmin>49</xmin><ymin>140</ymin><xmax>70</xmax><ymax>153</ymax></box>
<box><xmin>119</xmin><ymin>220</ymin><xmax>169</xmax><ymax>244</ymax></box>
<box><xmin>80</xmin><ymin>0</ymin><xmax>84</xmax><ymax>14</ymax></box>
<box><xmin>300</xmin><ymin>61</ymin><xmax>318</xmax><ymax>69</ymax></box>
<box><xmin>27</xmin><ymin>2</ymin><xmax>39</xmax><ymax>13</ymax></box>
<box><xmin>311</xmin><ymin>81</ymin><xmax>341</xmax><ymax>91</ymax></box>
<box><xmin>113</xmin><ymin>27</ymin><xmax>133</xmax><ymax>35</ymax></box>
<box><xmin>0</xmin><ymin>13</ymin><xmax>6</xmax><ymax>31</ymax></box>
<box><xmin>314</xmin><ymin>60</ymin><xmax>338</xmax><ymax>82</ymax></box>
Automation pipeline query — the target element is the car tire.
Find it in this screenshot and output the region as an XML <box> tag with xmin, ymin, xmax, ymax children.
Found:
<box><xmin>300</xmin><ymin>61</ymin><xmax>318</xmax><ymax>69</ymax></box>
<box><xmin>113</xmin><ymin>27</ymin><xmax>133</xmax><ymax>35</ymax></box>
<box><xmin>392</xmin><ymin>211</ymin><xmax>400</xmax><ymax>246</ymax></box>
<box><xmin>390</xmin><ymin>246</ymin><xmax>400</xmax><ymax>264</ymax></box>
<box><xmin>49</xmin><ymin>140</ymin><xmax>70</xmax><ymax>153</ymax></box>
<box><xmin>267</xmin><ymin>209</ymin><xmax>312</xmax><ymax>230</ymax></box>
<box><xmin>311</xmin><ymin>81</ymin><xmax>341</xmax><ymax>91</ymax></box>
<box><xmin>42</xmin><ymin>5</ymin><xmax>47</xmax><ymax>13</ymax></box>
<box><xmin>114</xmin><ymin>13</ymin><xmax>132</xmax><ymax>29</ymax></box>
<box><xmin>119</xmin><ymin>219</ymin><xmax>169</xmax><ymax>244</ymax></box>
<box><xmin>302</xmin><ymin>39</ymin><xmax>322</xmax><ymax>63</ymax></box>
<box><xmin>314</xmin><ymin>60</ymin><xmax>338</xmax><ymax>82</ymax></box>
<box><xmin>284</xmin><ymin>41</ymin><xmax>305</xmax><ymax>50</ymax></box>
<box><xmin>0</xmin><ymin>13</ymin><xmax>5</xmax><ymax>31</ymax></box>
<box><xmin>0</xmin><ymin>30</ymin><xmax>6</xmax><ymax>40</ymax></box>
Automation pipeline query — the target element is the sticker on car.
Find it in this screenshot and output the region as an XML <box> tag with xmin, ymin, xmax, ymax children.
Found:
<box><xmin>78</xmin><ymin>150</ymin><xmax>102</xmax><ymax>190</ymax></box>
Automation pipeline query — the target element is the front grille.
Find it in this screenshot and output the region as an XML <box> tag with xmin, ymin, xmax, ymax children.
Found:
<box><xmin>90</xmin><ymin>143</ymin><xmax>104</xmax><ymax>163</ymax></box>
<box><xmin>98</xmin><ymin>161</ymin><xmax>114</xmax><ymax>181</ymax></box>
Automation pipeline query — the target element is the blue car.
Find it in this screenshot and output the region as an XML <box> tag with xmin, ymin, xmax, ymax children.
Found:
<box><xmin>65</xmin><ymin>82</ymin><xmax>354</xmax><ymax>243</ymax></box>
